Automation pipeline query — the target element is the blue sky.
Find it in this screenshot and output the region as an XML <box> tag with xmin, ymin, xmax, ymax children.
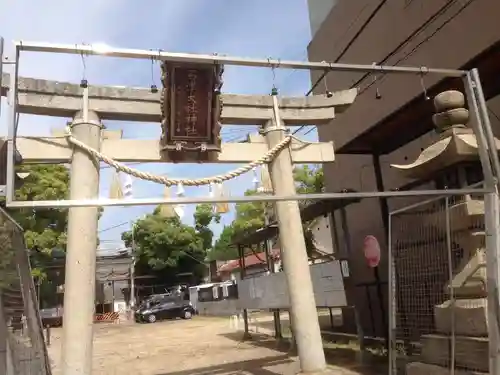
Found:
<box><xmin>0</xmin><ymin>0</ymin><xmax>317</xmax><ymax>253</ymax></box>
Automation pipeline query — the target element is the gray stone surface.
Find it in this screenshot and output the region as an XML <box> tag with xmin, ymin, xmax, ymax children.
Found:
<box><xmin>434</xmin><ymin>298</ymin><xmax>488</xmax><ymax>336</ymax></box>
<box><xmin>406</xmin><ymin>362</ymin><xmax>485</xmax><ymax>375</ymax></box>
<box><xmin>445</xmin><ymin>244</ymin><xmax>486</xmax><ymax>299</ymax></box>
<box><xmin>197</xmin><ymin>299</ymin><xmax>241</xmax><ymax>316</ymax></box>
<box><xmin>421</xmin><ymin>334</ymin><xmax>488</xmax><ymax>372</ymax></box>
<box><xmin>1</xmin><ymin>73</ymin><xmax>357</xmax><ymax>124</ymax></box>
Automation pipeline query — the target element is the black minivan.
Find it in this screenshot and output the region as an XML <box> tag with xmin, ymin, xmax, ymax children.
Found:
<box><xmin>134</xmin><ymin>295</ymin><xmax>195</xmax><ymax>323</ymax></box>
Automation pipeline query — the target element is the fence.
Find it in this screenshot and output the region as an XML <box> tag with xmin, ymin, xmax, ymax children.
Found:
<box><xmin>389</xmin><ymin>193</ymin><xmax>488</xmax><ymax>374</ymax></box>
<box><xmin>0</xmin><ymin>207</ymin><xmax>51</xmax><ymax>375</ymax></box>
<box><xmin>345</xmin><ymin>281</ymin><xmax>388</xmax><ymax>340</ymax></box>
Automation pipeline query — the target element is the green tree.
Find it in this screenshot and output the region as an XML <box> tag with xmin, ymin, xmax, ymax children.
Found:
<box><xmin>211</xmin><ymin>165</ymin><xmax>324</xmax><ymax>261</ymax></box>
<box><xmin>293</xmin><ymin>164</ymin><xmax>324</xmax><ymax>208</ymax></box>
<box><xmin>193</xmin><ymin>203</ymin><xmax>221</xmax><ymax>251</ymax></box>
<box><xmin>0</xmin><ymin>217</ymin><xmax>21</xmax><ymax>288</ymax></box>
<box><xmin>10</xmin><ymin>164</ymin><xmax>70</xmax><ymax>280</ymax></box>
<box><xmin>208</xmin><ymin>225</ymin><xmax>237</xmax><ymax>261</ymax></box>
<box><xmin>231</xmin><ymin>189</ymin><xmax>269</xmax><ymax>241</ymax></box>
<box><xmin>122</xmin><ymin>209</ymin><xmax>206</xmax><ymax>284</ymax></box>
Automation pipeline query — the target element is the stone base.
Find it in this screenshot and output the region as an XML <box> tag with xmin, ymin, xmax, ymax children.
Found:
<box><xmin>421</xmin><ymin>334</ymin><xmax>488</xmax><ymax>372</ymax></box>
<box><xmin>444</xmin><ymin>245</ymin><xmax>486</xmax><ymax>298</ymax></box>
<box><xmin>407</xmin><ymin>362</ymin><xmax>486</xmax><ymax>375</ymax></box>
<box><xmin>435</xmin><ymin>298</ymin><xmax>488</xmax><ymax>336</ymax></box>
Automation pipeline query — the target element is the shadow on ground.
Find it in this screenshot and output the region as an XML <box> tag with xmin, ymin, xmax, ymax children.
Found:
<box><xmin>217</xmin><ymin>332</ymin><xmax>388</xmax><ymax>375</ymax></box>
<box><xmin>155</xmin><ymin>354</ymin><xmax>297</xmax><ymax>375</ymax></box>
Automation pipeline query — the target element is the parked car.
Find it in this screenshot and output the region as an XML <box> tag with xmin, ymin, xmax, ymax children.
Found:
<box><xmin>40</xmin><ymin>307</ymin><xmax>64</xmax><ymax>327</ymax></box>
<box><xmin>134</xmin><ymin>296</ymin><xmax>195</xmax><ymax>323</ymax></box>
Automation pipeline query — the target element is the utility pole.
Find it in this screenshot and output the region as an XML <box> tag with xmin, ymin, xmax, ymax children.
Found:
<box><xmin>264</xmin><ymin>91</ymin><xmax>327</xmax><ymax>373</ymax></box>
<box><xmin>61</xmin><ymin>90</ymin><xmax>102</xmax><ymax>375</ymax></box>
<box><xmin>130</xmin><ymin>223</ymin><xmax>136</xmax><ymax>309</ymax></box>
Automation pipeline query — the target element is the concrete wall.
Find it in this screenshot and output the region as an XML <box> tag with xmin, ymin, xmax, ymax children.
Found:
<box><xmin>307</xmin><ymin>0</ymin><xmax>500</xmax><ymax>334</ymax></box>
<box><xmin>309</xmin><ymin>0</ymin><xmax>500</xmax><ymax>148</ymax></box>
<box><xmin>197</xmin><ymin>299</ymin><xmax>241</xmax><ymax>317</ymax></box>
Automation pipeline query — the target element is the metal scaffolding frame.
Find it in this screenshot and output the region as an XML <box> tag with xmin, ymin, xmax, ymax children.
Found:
<box><xmin>2</xmin><ymin>39</ymin><xmax>500</xmax><ymax>375</ymax></box>
<box><xmin>1</xmin><ymin>189</ymin><xmax>494</xmax><ymax>209</ymax></box>
<box><xmin>14</xmin><ymin>40</ymin><xmax>466</xmax><ymax>76</ymax></box>
<box><xmin>1</xmin><ymin>39</ymin><xmax>493</xmax><ymax>209</ymax></box>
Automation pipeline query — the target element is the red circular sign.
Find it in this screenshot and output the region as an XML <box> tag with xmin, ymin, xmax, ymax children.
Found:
<box><xmin>363</xmin><ymin>235</ymin><xmax>381</xmax><ymax>268</ymax></box>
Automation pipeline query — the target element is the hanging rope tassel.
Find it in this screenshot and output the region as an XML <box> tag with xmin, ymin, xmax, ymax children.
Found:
<box><xmin>214</xmin><ymin>182</ymin><xmax>229</xmax><ymax>214</ymax></box>
<box><xmin>252</xmin><ymin>167</ymin><xmax>259</xmax><ymax>190</ymax></box>
<box><xmin>173</xmin><ymin>183</ymin><xmax>186</xmax><ymax>218</ymax></box>
<box><xmin>259</xmin><ymin>165</ymin><xmax>273</xmax><ymax>193</ymax></box>
<box><xmin>109</xmin><ymin>170</ymin><xmax>124</xmax><ymax>199</ymax></box>
<box><xmin>123</xmin><ymin>174</ymin><xmax>133</xmax><ymax>199</ymax></box>
<box><xmin>208</xmin><ymin>182</ymin><xmax>216</xmax><ymax>213</ymax></box>
<box><xmin>159</xmin><ymin>186</ymin><xmax>177</xmax><ymax>218</ymax></box>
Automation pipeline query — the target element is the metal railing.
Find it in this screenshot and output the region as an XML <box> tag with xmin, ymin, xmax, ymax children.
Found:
<box><xmin>389</xmin><ymin>192</ymin><xmax>488</xmax><ymax>374</ymax></box>
<box><xmin>0</xmin><ymin>207</ymin><xmax>51</xmax><ymax>375</ymax></box>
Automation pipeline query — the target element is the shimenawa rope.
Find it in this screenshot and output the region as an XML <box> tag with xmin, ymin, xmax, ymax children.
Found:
<box><xmin>64</xmin><ymin>126</ymin><xmax>310</xmax><ymax>187</ymax></box>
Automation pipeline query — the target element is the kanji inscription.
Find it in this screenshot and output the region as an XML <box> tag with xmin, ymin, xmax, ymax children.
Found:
<box><xmin>160</xmin><ymin>62</ymin><xmax>223</xmax><ymax>160</ymax></box>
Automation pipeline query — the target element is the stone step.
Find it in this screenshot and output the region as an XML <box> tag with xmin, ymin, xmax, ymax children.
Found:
<box><xmin>445</xmin><ymin>241</ymin><xmax>486</xmax><ymax>298</ymax></box>
<box><xmin>407</xmin><ymin>362</ymin><xmax>486</xmax><ymax>375</ymax></box>
<box><xmin>435</xmin><ymin>297</ymin><xmax>488</xmax><ymax>336</ymax></box>
<box><xmin>421</xmin><ymin>334</ymin><xmax>488</xmax><ymax>372</ymax></box>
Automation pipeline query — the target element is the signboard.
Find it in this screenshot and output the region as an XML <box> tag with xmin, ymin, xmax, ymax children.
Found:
<box><xmin>363</xmin><ymin>235</ymin><xmax>381</xmax><ymax>268</ymax></box>
<box><xmin>160</xmin><ymin>62</ymin><xmax>224</xmax><ymax>161</ymax></box>
<box><xmin>237</xmin><ymin>261</ymin><xmax>347</xmax><ymax>309</ymax></box>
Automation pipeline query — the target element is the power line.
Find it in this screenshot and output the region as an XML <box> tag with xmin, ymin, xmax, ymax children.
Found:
<box><xmin>349</xmin><ymin>0</ymin><xmax>459</xmax><ymax>90</ymax></box>
<box><xmin>99</xmin><ymin>221</ymin><xmax>130</xmax><ymax>233</ymax></box>
<box><xmin>295</xmin><ymin>0</ymin><xmax>462</xmax><ymax>137</ymax></box>
<box><xmin>356</xmin><ymin>0</ymin><xmax>474</xmax><ymax>97</ymax></box>
<box><xmin>303</xmin><ymin>2</ymin><xmax>472</xmax><ymax>140</ymax></box>
<box><xmin>293</xmin><ymin>0</ymin><xmax>388</xmax><ymax>136</ymax></box>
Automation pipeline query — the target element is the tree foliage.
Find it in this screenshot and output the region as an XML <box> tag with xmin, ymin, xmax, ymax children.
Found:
<box><xmin>211</xmin><ymin>165</ymin><xmax>324</xmax><ymax>261</ymax></box>
<box><xmin>208</xmin><ymin>225</ymin><xmax>237</xmax><ymax>261</ymax></box>
<box><xmin>10</xmin><ymin>164</ymin><xmax>70</xmax><ymax>280</ymax></box>
<box><xmin>120</xmin><ymin>165</ymin><xmax>324</xmax><ymax>281</ymax></box>
<box><xmin>294</xmin><ymin>165</ymin><xmax>325</xmax><ymax>204</ymax></box>
<box><xmin>8</xmin><ymin>164</ymin><xmax>103</xmax><ymax>282</ymax></box>
<box><xmin>231</xmin><ymin>189</ymin><xmax>269</xmax><ymax>241</ymax></box>
<box><xmin>121</xmin><ymin>201</ymin><xmax>222</xmax><ymax>286</ymax></box>
<box><xmin>193</xmin><ymin>203</ymin><xmax>221</xmax><ymax>251</ymax></box>
<box><xmin>122</xmin><ymin>208</ymin><xmax>208</xmax><ymax>285</ymax></box>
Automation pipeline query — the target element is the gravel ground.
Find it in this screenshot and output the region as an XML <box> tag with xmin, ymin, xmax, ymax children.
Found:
<box><xmin>46</xmin><ymin>316</ymin><xmax>386</xmax><ymax>375</ymax></box>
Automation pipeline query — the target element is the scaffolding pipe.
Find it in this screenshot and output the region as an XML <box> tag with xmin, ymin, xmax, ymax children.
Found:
<box><xmin>4</xmin><ymin>188</ymin><xmax>492</xmax><ymax>209</ymax></box>
<box><xmin>14</xmin><ymin>40</ymin><xmax>466</xmax><ymax>76</ymax></box>
<box><xmin>0</xmin><ymin>37</ymin><xmax>4</xmax><ymax>119</ymax></box>
<box><xmin>471</xmin><ymin>68</ymin><xmax>500</xmax><ymax>181</ymax></box>
<box><xmin>5</xmin><ymin>45</ymin><xmax>19</xmax><ymax>205</ymax></box>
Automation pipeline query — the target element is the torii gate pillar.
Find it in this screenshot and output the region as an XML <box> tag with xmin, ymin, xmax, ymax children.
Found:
<box><xmin>61</xmin><ymin>106</ymin><xmax>102</xmax><ymax>375</ymax></box>
<box><xmin>264</xmin><ymin>95</ymin><xmax>327</xmax><ymax>373</ymax></box>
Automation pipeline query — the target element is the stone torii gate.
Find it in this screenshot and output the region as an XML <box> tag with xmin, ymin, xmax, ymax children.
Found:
<box><xmin>3</xmin><ymin>41</ymin><xmax>495</xmax><ymax>375</ymax></box>
<box><xmin>0</xmin><ymin>68</ymin><xmax>357</xmax><ymax>375</ymax></box>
